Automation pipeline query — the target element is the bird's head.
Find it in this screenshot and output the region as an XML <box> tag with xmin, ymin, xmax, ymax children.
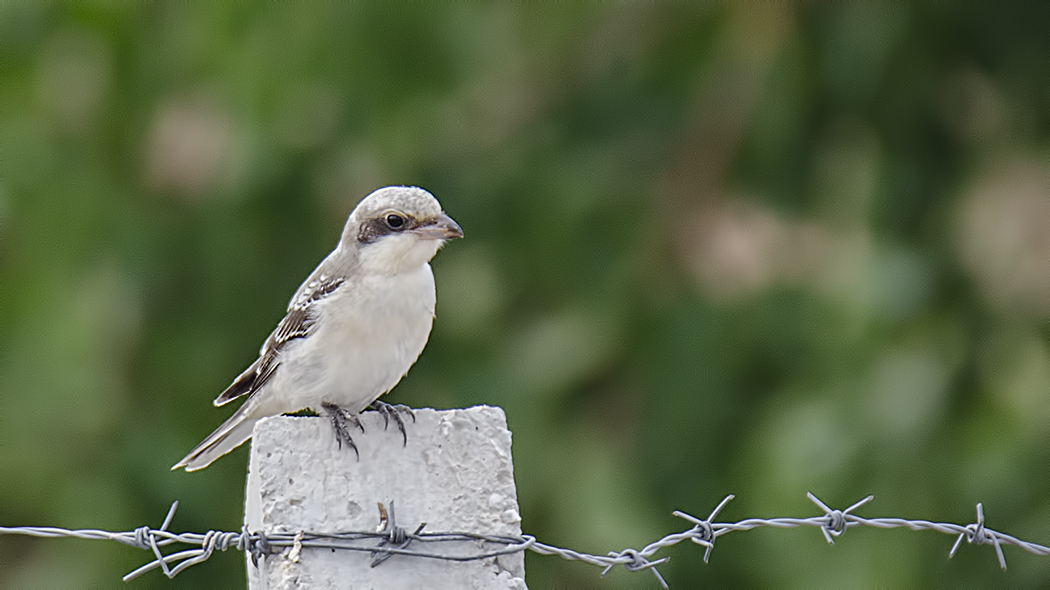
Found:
<box><xmin>342</xmin><ymin>186</ymin><xmax>463</xmax><ymax>274</ymax></box>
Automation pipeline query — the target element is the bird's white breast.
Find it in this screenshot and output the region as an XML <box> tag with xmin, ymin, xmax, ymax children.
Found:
<box><xmin>273</xmin><ymin>263</ymin><xmax>436</xmax><ymax>413</ymax></box>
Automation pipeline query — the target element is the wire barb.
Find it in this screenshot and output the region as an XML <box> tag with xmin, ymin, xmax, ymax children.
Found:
<box><xmin>949</xmin><ymin>503</ymin><xmax>1008</xmax><ymax>570</ymax></box>
<box><xmin>674</xmin><ymin>493</ymin><xmax>734</xmax><ymax>562</ymax></box>
<box><xmin>2</xmin><ymin>492</ymin><xmax>1048</xmax><ymax>586</ymax></box>
<box><xmin>601</xmin><ymin>548</ymin><xmax>669</xmax><ymax>589</ymax></box>
<box><xmin>805</xmin><ymin>492</ymin><xmax>873</xmax><ymax>545</ymax></box>
<box><xmin>370</xmin><ymin>500</ymin><xmax>425</xmax><ymax>567</ymax></box>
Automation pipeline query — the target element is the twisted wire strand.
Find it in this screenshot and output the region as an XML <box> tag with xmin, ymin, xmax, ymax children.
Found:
<box><xmin>2</xmin><ymin>492</ymin><xmax>1049</xmax><ymax>588</ymax></box>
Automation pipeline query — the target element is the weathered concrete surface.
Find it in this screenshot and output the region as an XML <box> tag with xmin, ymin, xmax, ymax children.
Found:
<box><xmin>246</xmin><ymin>406</ymin><xmax>526</xmax><ymax>590</ymax></box>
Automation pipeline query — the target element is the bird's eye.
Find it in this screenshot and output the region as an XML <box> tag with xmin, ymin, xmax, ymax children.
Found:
<box><xmin>385</xmin><ymin>214</ymin><xmax>405</xmax><ymax>230</ymax></box>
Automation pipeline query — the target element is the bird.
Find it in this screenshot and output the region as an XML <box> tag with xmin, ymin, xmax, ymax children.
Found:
<box><xmin>172</xmin><ymin>186</ymin><xmax>463</xmax><ymax>471</ymax></box>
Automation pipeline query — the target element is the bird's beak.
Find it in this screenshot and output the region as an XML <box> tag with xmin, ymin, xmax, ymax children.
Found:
<box><xmin>413</xmin><ymin>213</ymin><xmax>464</xmax><ymax>240</ymax></box>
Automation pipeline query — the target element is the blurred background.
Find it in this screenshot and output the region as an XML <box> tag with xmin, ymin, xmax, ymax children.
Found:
<box><xmin>1</xmin><ymin>3</ymin><xmax>1049</xmax><ymax>588</ymax></box>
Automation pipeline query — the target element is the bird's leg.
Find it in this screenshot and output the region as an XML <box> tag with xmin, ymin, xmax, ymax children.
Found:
<box><xmin>368</xmin><ymin>400</ymin><xmax>416</xmax><ymax>446</ymax></box>
<box><xmin>322</xmin><ymin>402</ymin><xmax>364</xmax><ymax>459</ymax></box>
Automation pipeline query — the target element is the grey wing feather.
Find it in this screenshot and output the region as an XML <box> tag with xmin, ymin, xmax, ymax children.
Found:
<box><xmin>212</xmin><ymin>274</ymin><xmax>346</xmax><ymax>406</ymax></box>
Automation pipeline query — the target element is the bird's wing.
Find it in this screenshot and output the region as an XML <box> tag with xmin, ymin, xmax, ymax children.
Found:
<box><xmin>212</xmin><ymin>274</ymin><xmax>346</xmax><ymax>406</ymax></box>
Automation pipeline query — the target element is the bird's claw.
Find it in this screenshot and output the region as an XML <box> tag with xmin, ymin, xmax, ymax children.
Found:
<box><xmin>369</xmin><ymin>401</ymin><xmax>416</xmax><ymax>446</ymax></box>
<box><xmin>322</xmin><ymin>402</ymin><xmax>362</xmax><ymax>460</ymax></box>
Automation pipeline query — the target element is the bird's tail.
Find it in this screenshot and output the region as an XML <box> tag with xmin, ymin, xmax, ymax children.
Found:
<box><xmin>172</xmin><ymin>400</ymin><xmax>264</xmax><ymax>472</ymax></box>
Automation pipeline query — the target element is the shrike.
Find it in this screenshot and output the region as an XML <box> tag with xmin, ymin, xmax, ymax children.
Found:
<box><xmin>173</xmin><ymin>186</ymin><xmax>462</xmax><ymax>471</ymax></box>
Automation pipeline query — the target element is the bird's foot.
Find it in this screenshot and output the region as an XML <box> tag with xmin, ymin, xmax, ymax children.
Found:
<box><xmin>368</xmin><ymin>400</ymin><xmax>416</xmax><ymax>446</ymax></box>
<box><xmin>322</xmin><ymin>402</ymin><xmax>364</xmax><ymax>459</ymax></box>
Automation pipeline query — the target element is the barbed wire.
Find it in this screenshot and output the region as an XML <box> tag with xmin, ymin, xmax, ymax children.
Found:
<box><xmin>2</xmin><ymin>492</ymin><xmax>1049</xmax><ymax>588</ymax></box>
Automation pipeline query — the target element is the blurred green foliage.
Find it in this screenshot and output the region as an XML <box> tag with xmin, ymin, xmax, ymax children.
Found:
<box><xmin>2</xmin><ymin>3</ymin><xmax>1049</xmax><ymax>588</ymax></box>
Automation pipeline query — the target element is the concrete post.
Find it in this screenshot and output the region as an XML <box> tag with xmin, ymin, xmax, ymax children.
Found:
<box><xmin>245</xmin><ymin>406</ymin><xmax>527</xmax><ymax>590</ymax></box>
